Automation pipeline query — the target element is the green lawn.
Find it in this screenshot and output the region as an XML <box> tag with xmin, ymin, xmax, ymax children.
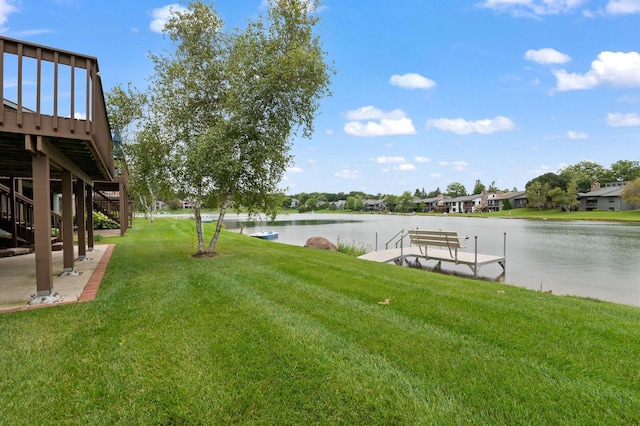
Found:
<box><xmin>2</xmin><ymin>218</ymin><xmax>640</xmax><ymax>424</ymax></box>
<box><xmin>481</xmin><ymin>207</ymin><xmax>640</xmax><ymax>221</ymax></box>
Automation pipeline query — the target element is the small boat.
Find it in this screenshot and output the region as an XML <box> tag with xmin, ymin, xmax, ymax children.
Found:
<box><xmin>250</xmin><ymin>230</ymin><xmax>279</xmax><ymax>240</ymax></box>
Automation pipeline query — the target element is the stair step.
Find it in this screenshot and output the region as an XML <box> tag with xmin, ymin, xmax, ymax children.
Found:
<box><xmin>0</xmin><ymin>247</ymin><xmax>32</xmax><ymax>257</ymax></box>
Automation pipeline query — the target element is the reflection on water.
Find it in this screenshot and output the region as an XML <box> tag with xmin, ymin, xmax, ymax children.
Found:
<box><xmin>220</xmin><ymin>213</ymin><xmax>640</xmax><ymax>307</ymax></box>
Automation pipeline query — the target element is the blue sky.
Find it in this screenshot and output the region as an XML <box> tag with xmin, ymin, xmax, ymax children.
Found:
<box><xmin>2</xmin><ymin>0</ymin><xmax>640</xmax><ymax>195</ymax></box>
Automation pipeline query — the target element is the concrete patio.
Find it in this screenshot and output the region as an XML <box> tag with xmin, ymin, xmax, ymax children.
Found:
<box><xmin>0</xmin><ymin>243</ymin><xmax>113</xmax><ymax>312</ymax></box>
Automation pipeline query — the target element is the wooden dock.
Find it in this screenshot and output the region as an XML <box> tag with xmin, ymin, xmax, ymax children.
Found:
<box><xmin>358</xmin><ymin>234</ymin><xmax>506</xmax><ymax>278</ymax></box>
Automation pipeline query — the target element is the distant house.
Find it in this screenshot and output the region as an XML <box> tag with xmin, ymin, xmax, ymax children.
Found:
<box><xmin>445</xmin><ymin>194</ymin><xmax>482</xmax><ymax>213</ymax></box>
<box><xmin>364</xmin><ymin>199</ymin><xmax>386</xmax><ymax>211</ymax></box>
<box><xmin>489</xmin><ymin>191</ymin><xmax>528</xmax><ymax>211</ymax></box>
<box><xmin>578</xmin><ymin>181</ymin><xmax>634</xmax><ymax>211</ymax></box>
<box><xmin>418</xmin><ymin>194</ymin><xmax>450</xmax><ymax>212</ymax></box>
<box><xmin>332</xmin><ymin>200</ymin><xmax>347</xmax><ymax>210</ymax></box>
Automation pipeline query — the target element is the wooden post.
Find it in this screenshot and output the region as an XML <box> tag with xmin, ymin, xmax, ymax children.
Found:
<box><xmin>76</xmin><ymin>179</ymin><xmax>86</xmax><ymax>260</ymax></box>
<box><xmin>474</xmin><ymin>235</ymin><xmax>478</xmax><ymax>279</ymax></box>
<box><xmin>31</xmin><ymin>146</ymin><xmax>53</xmax><ymax>295</ymax></box>
<box><xmin>9</xmin><ymin>177</ymin><xmax>17</xmax><ymax>248</ymax></box>
<box><xmin>86</xmin><ymin>188</ymin><xmax>94</xmax><ymax>251</ymax></box>
<box><xmin>119</xmin><ymin>180</ymin><xmax>127</xmax><ymax>236</ymax></box>
<box><xmin>61</xmin><ymin>169</ymin><xmax>75</xmax><ymax>272</ymax></box>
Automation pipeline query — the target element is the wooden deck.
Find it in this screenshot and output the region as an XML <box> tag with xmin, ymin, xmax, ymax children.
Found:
<box><xmin>358</xmin><ymin>244</ymin><xmax>506</xmax><ymax>278</ymax></box>
<box><xmin>0</xmin><ymin>36</ymin><xmax>129</xmax><ymax>297</ymax></box>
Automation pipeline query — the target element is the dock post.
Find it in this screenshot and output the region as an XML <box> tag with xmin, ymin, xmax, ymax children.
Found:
<box><xmin>503</xmin><ymin>232</ymin><xmax>507</xmax><ymax>271</ymax></box>
<box><xmin>474</xmin><ymin>235</ymin><xmax>478</xmax><ymax>278</ymax></box>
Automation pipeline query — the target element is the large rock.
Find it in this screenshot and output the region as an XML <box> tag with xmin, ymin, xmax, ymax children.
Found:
<box><xmin>304</xmin><ymin>236</ymin><xmax>338</xmax><ymax>251</ymax></box>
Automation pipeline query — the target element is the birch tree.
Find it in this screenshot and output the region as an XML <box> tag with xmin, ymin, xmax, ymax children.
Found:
<box><xmin>151</xmin><ymin>0</ymin><xmax>332</xmax><ymax>255</ymax></box>
<box><xmin>106</xmin><ymin>84</ymin><xmax>171</xmax><ymax>223</ymax></box>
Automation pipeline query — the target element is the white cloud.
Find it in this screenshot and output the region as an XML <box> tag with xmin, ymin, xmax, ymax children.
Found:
<box><xmin>150</xmin><ymin>4</ymin><xmax>188</xmax><ymax>34</ymax></box>
<box><xmin>334</xmin><ymin>169</ymin><xmax>360</xmax><ymax>179</ymax></box>
<box><xmin>606</xmin><ymin>0</ymin><xmax>640</xmax><ymax>15</ymax></box>
<box><xmin>478</xmin><ymin>0</ymin><xmax>585</xmax><ymax>17</ymax></box>
<box><xmin>389</xmin><ymin>73</ymin><xmax>436</xmax><ymax>90</ymax></box>
<box><xmin>0</xmin><ymin>0</ymin><xmax>17</xmax><ymax>31</ymax></box>
<box><xmin>426</xmin><ymin>116</ymin><xmax>515</xmax><ymax>135</ymax></box>
<box><xmin>567</xmin><ymin>130</ymin><xmax>588</xmax><ymax>139</ymax></box>
<box><xmin>376</xmin><ymin>156</ymin><xmax>407</xmax><ymax>164</ymax></box>
<box><xmin>344</xmin><ymin>106</ymin><xmax>416</xmax><ymax>137</ymax></box>
<box><xmin>13</xmin><ymin>29</ymin><xmax>53</xmax><ymax>37</ymax></box>
<box><xmin>74</xmin><ymin>112</ymin><xmax>87</xmax><ymax>120</ymax></box>
<box><xmin>452</xmin><ymin>161</ymin><xmax>469</xmax><ymax>171</ymax></box>
<box><xmin>524</xmin><ymin>48</ymin><xmax>571</xmax><ymax>64</ymax></box>
<box><xmin>415</xmin><ymin>156</ymin><xmax>431</xmax><ymax>163</ymax></box>
<box><xmin>554</xmin><ymin>51</ymin><xmax>640</xmax><ymax>91</ymax></box>
<box><xmin>396</xmin><ymin>164</ymin><xmax>416</xmax><ymax>171</ymax></box>
<box><xmin>606</xmin><ymin>112</ymin><xmax>640</xmax><ymax>126</ymax></box>
<box><xmin>287</xmin><ymin>166</ymin><xmax>303</xmax><ymax>173</ymax></box>
<box><xmin>345</xmin><ymin>106</ymin><xmax>405</xmax><ymax>121</ymax></box>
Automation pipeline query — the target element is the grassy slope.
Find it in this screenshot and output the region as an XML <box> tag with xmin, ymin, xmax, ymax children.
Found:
<box><xmin>2</xmin><ymin>218</ymin><xmax>640</xmax><ymax>424</ymax></box>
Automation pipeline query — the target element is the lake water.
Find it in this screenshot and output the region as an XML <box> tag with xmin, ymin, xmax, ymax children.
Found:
<box><xmin>217</xmin><ymin>212</ymin><xmax>640</xmax><ymax>307</ymax></box>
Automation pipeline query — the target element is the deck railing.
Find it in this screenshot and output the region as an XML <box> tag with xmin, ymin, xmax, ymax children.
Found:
<box><xmin>0</xmin><ymin>36</ymin><xmax>113</xmax><ymax>180</ymax></box>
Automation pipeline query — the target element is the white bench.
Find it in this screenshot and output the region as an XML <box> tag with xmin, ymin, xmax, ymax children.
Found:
<box><xmin>406</xmin><ymin>229</ymin><xmax>506</xmax><ymax>278</ymax></box>
<box><xmin>407</xmin><ymin>230</ymin><xmax>468</xmax><ymax>262</ymax></box>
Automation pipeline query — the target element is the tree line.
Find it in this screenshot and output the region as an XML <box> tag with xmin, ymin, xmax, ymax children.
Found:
<box><xmin>286</xmin><ymin>159</ymin><xmax>640</xmax><ymax>212</ymax></box>
<box><xmin>524</xmin><ymin>160</ymin><xmax>640</xmax><ymax>211</ymax></box>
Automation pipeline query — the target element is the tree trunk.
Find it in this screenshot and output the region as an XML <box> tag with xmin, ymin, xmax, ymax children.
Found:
<box><xmin>149</xmin><ymin>188</ymin><xmax>156</xmax><ymax>223</ymax></box>
<box><xmin>139</xmin><ymin>196</ymin><xmax>150</xmax><ymax>219</ymax></box>
<box><xmin>206</xmin><ymin>193</ymin><xmax>230</xmax><ymax>254</ymax></box>
<box><xmin>193</xmin><ymin>188</ymin><xmax>205</xmax><ymax>254</ymax></box>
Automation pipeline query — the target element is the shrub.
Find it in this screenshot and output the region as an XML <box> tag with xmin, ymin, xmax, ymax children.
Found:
<box><xmin>93</xmin><ymin>211</ymin><xmax>120</xmax><ymax>229</ymax></box>
<box><xmin>167</xmin><ymin>198</ymin><xmax>181</xmax><ymax>211</ymax></box>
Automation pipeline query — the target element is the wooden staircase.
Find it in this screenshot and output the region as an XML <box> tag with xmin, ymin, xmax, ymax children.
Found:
<box><xmin>92</xmin><ymin>189</ymin><xmax>122</xmax><ymax>223</ymax></box>
<box><xmin>0</xmin><ymin>182</ymin><xmax>63</xmax><ymax>255</ymax></box>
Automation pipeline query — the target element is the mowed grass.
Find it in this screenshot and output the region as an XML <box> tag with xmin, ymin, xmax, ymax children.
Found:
<box><xmin>2</xmin><ymin>218</ymin><xmax>640</xmax><ymax>424</ymax></box>
<box><xmin>481</xmin><ymin>207</ymin><xmax>640</xmax><ymax>222</ymax></box>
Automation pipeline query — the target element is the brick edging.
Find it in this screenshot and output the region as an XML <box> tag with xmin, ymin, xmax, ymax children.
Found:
<box><xmin>78</xmin><ymin>244</ymin><xmax>114</xmax><ymax>302</ymax></box>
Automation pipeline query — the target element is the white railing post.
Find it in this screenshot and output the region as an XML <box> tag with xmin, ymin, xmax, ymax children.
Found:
<box><xmin>474</xmin><ymin>235</ymin><xmax>478</xmax><ymax>278</ymax></box>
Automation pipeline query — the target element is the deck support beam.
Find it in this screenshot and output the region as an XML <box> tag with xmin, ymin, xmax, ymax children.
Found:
<box><xmin>119</xmin><ymin>180</ymin><xmax>128</xmax><ymax>237</ymax></box>
<box><xmin>31</xmin><ymin>140</ymin><xmax>53</xmax><ymax>296</ymax></box>
<box><xmin>9</xmin><ymin>176</ymin><xmax>17</xmax><ymax>248</ymax></box>
<box><xmin>76</xmin><ymin>179</ymin><xmax>86</xmax><ymax>260</ymax></box>
<box><xmin>87</xmin><ymin>189</ymin><xmax>94</xmax><ymax>251</ymax></box>
<box><xmin>61</xmin><ymin>169</ymin><xmax>75</xmax><ymax>272</ymax></box>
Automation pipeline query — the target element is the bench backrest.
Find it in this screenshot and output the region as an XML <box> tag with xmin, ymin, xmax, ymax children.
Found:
<box><xmin>408</xmin><ymin>230</ymin><xmax>463</xmax><ymax>249</ymax></box>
